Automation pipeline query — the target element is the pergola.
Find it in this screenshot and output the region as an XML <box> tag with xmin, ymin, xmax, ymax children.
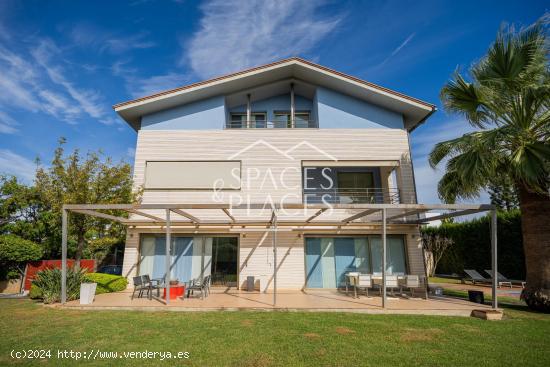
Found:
<box><xmin>60</xmin><ymin>203</ymin><xmax>499</xmax><ymax>309</ymax></box>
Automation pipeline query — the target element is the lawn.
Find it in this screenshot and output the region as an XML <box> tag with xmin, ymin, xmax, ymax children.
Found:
<box><xmin>1</xmin><ymin>299</ymin><xmax>549</xmax><ymax>366</ymax></box>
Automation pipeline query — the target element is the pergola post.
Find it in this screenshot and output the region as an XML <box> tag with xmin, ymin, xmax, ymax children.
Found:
<box><xmin>272</xmin><ymin>209</ymin><xmax>278</xmax><ymax>306</ymax></box>
<box><xmin>382</xmin><ymin>208</ymin><xmax>387</xmax><ymax>309</ymax></box>
<box><xmin>165</xmin><ymin>209</ymin><xmax>171</xmax><ymax>305</ymax></box>
<box><xmin>491</xmin><ymin>209</ymin><xmax>498</xmax><ymax>309</ymax></box>
<box><xmin>61</xmin><ymin>208</ymin><xmax>68</xmax><ymax>304</ymax></box>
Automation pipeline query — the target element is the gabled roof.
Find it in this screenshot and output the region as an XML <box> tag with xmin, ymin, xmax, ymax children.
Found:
<box><xmin>114</xmin><ymin>57</ymin><xmax>436</xmax><ymax>131</ymax></box>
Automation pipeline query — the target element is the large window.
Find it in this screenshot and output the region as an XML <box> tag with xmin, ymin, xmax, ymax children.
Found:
<box><xmin>274</xmin><ymin>111</ymin><xmax>310</xmax><ymax>128</ymax></box>
<box><xmin>229</xmin><ymin>113</ymin><xmax>266</xmax><ymax>128</ymax></box>
<box><xmin>139</xmin><ymin>236</ymin><xmax>238</xmax><ymax>284</ymax></box>
<box><xmin>337</xmin><ymin>171</ymin><xmax>376</xmax><ymax>203</ymax></box>
<box><xmin>305</xmin><ymin>236</ymin><xmax>407</xmax><ymax>288</ymax></box>
<box><xmin>303</xmin><ymin>167</ymin><xmax>382</xmax><ymax>204</ymax></box>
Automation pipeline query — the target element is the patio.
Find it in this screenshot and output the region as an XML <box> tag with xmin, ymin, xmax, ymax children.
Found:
<box><xmin>60</xmin><ymin>202</ymin><xmax>500</xmax><ymax>311</ymax></box>
<box><xmin>62</xmin><ymin>288</ymin><xmax>491</xmax><ymax>316</ymax></box>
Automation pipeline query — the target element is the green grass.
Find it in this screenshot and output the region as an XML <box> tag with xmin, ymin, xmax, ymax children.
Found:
<box><xmin>1</xmin><ymin>299</ymin><xmax>549</xmax><ymax>366</ymax></box>
<box><xmin>429</xmin><ymin>276</ymin><xmax>463</xmax><ymax>284</ymax></box>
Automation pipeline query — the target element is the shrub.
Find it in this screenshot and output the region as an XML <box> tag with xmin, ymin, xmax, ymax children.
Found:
<box><xmin>0</xmin><ymin>234</ymin><xmax>42</xmax><ymax>280</ymax></box>
<box><xmin>29</xmin><ymin>283</ymin><xmax>43</xmax><ymax>299</ymax></box>
<box><xmin>84</xmin><ymin>273</ymin><xmax>127</xmax><ymax>294</ymax></box>
<box><xmin>31</xmin><ymin>267</ymin><xmax>87</xmax><ymax>304</ymax></box>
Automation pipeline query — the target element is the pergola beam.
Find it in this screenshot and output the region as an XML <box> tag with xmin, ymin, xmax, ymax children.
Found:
<box><xmin>386</xmin><ymin>209</ymin><xmax>429</xmax><ymax>221</ymax></box>
<box><xmin>342</xmin><ymin>209</ymin><xmax>379</xmax><ymax>223</ymax></box>
<box><xmin>306</xmin><ymin>208</ymin><xmax>326</xmax><ymax>223</ymax></box>
<box><xmin>222</xmin><ymin>208</ymin><xmax>236</xmax><ymax>222</ymax></box>
<box><xmin>410</xmin><ymin>209</ymin><xmax>482</xmax><ymax>224</ymax></box>
<box><xmin>128</xmin><ymin>209</ymin><xmax>165</xmax><ymax>222</ymax></box>
<box><xmin>170</xmin><ymin>208</ymin><xmax>201</xmax><ymax>224</ymax></box>
<box><xmin>62</xmin><ymin>203</ymin><xmax>495</xmax><ymax>211</ymax></box>
<box><xmin>71</xmin><ymin>209</ymin><xmax>125</xmax><ymax>223</ymax></box>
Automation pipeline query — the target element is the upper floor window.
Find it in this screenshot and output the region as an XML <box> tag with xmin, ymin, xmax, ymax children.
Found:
<box><xmin>274</xmin><ymin>111</ymin><xmax>311</xmax><ymax>128</ymax></box>
<box><xmin>228</xmin><ymin>113</ymin><xmax>266</xmax><ymax>128</ymax></box>
<box><xmin>303</xmin><ymin>166</ymin><xmax>395</xmax><ymax>204</ymax></box>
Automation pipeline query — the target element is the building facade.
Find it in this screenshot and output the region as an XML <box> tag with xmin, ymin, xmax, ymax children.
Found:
<box><xmin>115</xmin><ymin>58</ymin><xmax>436</xmax><ymax>291</ymax></box>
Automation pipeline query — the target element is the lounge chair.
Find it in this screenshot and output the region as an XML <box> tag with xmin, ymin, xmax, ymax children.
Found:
<box><xmin>483</xmin><ymin>270</ymin><xmax>516</xmax><ymax>288</ymax></box>
<box><xmin>463</xmin><ymin>269</ymin><xmax>492</xmax><ymax>285</ymax></box>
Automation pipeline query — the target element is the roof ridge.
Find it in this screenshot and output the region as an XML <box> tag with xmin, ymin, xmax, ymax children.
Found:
<box><xmin>113</xmin><ymin>57</ymin><xmax>435</xmax><ymax>110</ymax></box>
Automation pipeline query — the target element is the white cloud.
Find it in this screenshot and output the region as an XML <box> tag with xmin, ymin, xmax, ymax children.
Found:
<box><xmin>129</xmin><ymin>72</ymin><xmax>190</xmax><ymax>98</ymax></box>
<box><xmin>0</xmin><ymin>110</ymin><xmax>18</xmax><ymax>134</ymax></box>
<box><xmin>67</xmin><ymin>22</ymin><xmax>155</xmax><ymax>54</ymax></box>
<box><xmin>0</xmin><ymin>149</ymin><xmax>37</xmax><ymax>183</ymax></box>
<box><xmin>377</xmin><ymin>32</ymin><xmax>416</xmax><ymax>67</ymax></box>
<box><xmin>31</xmin><ymin>40</ymin><xmax>105</xmax><ymax>118</ymax></box>
<box><xmin>0</xmin><ymin>36</ymin><xmax>118</xmax><ymax>126</ymax></box>
<box><xmin>112</xmin><ymin>60</ymin><xmax>190</xmax><ymax>98</ymax></box>
<box><xmin>186</xmin><ymin>0</ymin><xmax>341</xmax><ymax>79</ymax></box>
<box><xmin>127</xmin><ymin>147</ymin><xmax>135</xmax><ymax>157</ymax></box>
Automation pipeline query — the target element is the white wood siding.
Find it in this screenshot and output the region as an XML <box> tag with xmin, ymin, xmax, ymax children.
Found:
<box><xmin>122</xmin><ymin>225</ymin><xmax>424</xmax><ymax>290</ymax></box>
<box><xmin>132</xmin><ymin>129</ymin><xmax>417</xmax><ymax>206</ymax></box>
<box><xmin>121</xmin><ymin>129</ymin><xmax>425</xmax><ymax>289</ymax></box>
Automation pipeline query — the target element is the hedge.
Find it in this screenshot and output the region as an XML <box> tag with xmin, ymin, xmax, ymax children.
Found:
<box><xmin>83</xmin><ymin>273</ymin><xmax>128</xmax><ymax>294</ymax></box>
<box><xmin>29</xmin><ymin>272</ymin><xmax>127</xmax><ymax>301</ymax></box>
<box><xmin>421</xmin><ymin>210</ymin><xmax>525</xmax><ymax>280</ymax></box>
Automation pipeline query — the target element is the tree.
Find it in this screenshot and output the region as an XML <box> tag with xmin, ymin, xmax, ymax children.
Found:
<box><xmin>35</xmin><ymin>138</ymin><xmax>133</xmax><ymax>265</ymax></box>
<box><xmin>429</xmin><ymin>19</ymin><xmax>550</xmax><ymax>311</ymax></box>
<box><xmin>421</xmin><ymin>233</ymin><xmax>454</xmax><ymax>277</ymax></box>
<box><xmin>488</xmin><ymin>175</ymin><xmax>519</xmax><ymax>210</ymax></box>
<box><xmin>0</xmin><ymin>234</ymin><xmax>42</xmax><ymax>279</ymax></box>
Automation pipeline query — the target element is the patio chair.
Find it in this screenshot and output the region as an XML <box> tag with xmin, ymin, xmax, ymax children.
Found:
<box><xmin>131</xmin><ymin>276</ymin><xmax>149</xmax><ymax>300</ymax></box>
<box><xmin>345</xmin><ymin>272</ymin><xmax>360</xmax><ymax>296</ymax></box>
<box><xmin>186</xmin><ymin>276</ymin><xmax>210</xmax><ymax>300</ymax></box>
<box><xmin>375</xmin><ymin>275</ymin><xmax>399</xmax><ymax>296</ymax></box>
<box><xmin>142</xmin><ymin>274</ymin><xmax>163</xmax><ymax>299</ymax></box>
<box><xmin>401</xmin><ymin>275</ymin><xmax>421</xmax><ymax>297</ymax></box>
<box><xmin>463</xmin><ymin>269</ymin><xmax>492</xmax><ymax>285</ymax></box>
<box><xmin>483</xmin><ymin>270</ymin><xmax>514</xmax><ymax>288</ymax></box>
<box><xmin>356</xmin><ymin>274</ymin><xmax>372</xmax><ymax>297</ymax></box>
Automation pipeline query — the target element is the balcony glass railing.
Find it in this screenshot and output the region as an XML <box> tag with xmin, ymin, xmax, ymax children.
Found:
<box><xmin>303</xmin><ymin>187</ymin><xmax>401</xmax><ymax>204</ymax></box>
<box><xmin>225</xmin><ymin>120</ymin><xmax>318</xmax><ymax>129</ymax></box>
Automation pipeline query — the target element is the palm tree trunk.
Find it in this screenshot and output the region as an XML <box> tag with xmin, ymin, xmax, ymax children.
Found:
<box><xmin>518</xmin><ymin>184</ymin><xmax>550</xmax><ymax>312</ymax></box>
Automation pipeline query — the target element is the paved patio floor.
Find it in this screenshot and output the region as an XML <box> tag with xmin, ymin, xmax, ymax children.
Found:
<box><xmin>62</xmin><ymin>288</ymin><xmax>492</xmax><ymax>316</ymax></box>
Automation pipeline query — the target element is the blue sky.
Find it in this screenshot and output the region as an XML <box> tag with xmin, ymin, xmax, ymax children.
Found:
<box><xmin>0</xmin><ymin>0</ymin><xmax>547</xmax><ymax>203</ymax></box>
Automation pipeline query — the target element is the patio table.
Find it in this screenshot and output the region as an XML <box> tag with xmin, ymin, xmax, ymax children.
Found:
<box><xmin>163</xmin><ymin>283</ymin><xmax>186</xmax><ymax>300</ymax></box>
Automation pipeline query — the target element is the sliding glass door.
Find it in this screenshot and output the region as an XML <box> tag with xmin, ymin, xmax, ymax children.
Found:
<box><xmin>139</xmin><ymin>236</ymin><xmax>237</xmax><ymax>284</ymax></box>
<box><xmin>304</xmin><ymin>235</ymin><xmax>407</xmax><ymax>288</ymax></box>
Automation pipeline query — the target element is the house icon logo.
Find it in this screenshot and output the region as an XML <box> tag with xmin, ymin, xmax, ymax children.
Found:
<box><xmin>226</xmin><ymin>139</ymin><xmax>338</xmax><ymax>162</ymax></box>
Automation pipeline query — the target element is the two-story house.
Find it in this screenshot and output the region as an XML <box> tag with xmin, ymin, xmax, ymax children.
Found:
<box><xmin>113</xmin><ymin>57</ymin><xmax>436</xmax><ymax>292</ymax></box>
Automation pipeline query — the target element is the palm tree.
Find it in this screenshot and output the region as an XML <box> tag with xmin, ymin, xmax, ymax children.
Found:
<box><xmin>429</xmin><ymin>18</ymin><xmax>550</xmax><ymax>312</ymax></box>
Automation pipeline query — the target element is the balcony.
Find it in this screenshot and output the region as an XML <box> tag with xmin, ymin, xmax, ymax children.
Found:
<box><xmin>303</xmin><ymin>187</ymin><xmax>401</xmax><ymax>204</ymax></box>
<box><xmin>225</xmin><ymin>120</ymin><xmax>318</xmax><ymax>129</ymax></box>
